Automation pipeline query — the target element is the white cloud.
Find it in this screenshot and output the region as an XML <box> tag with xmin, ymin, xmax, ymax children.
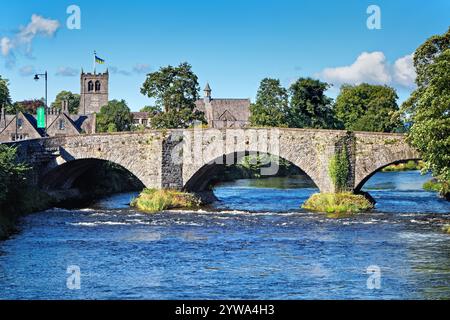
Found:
<box><xmin>1</xmin><ymin>37</ymin><xmax>13</xmax><ymax>56</ymax></box>
<box><xmin>393</xmin><ymin>54</ymin><xmax>416</xmax><ymax>87</ymax></box>
<box><xmin>318</xmin><ymin>52</ymin><xmax>391</xmax><ymax>86</ymax></box>
<box><xmin>55</xmin><ymin>66</ymin><xmax>78</xmax><ymax>77</ymax></box>
<box><xmin>0</xmin><ymin>14</ymin><xmax>60</xmax><ymax>61</ymax></box>
<box><xmin>133</xmin><ymin>63</ymin><xmax>151</xmax><ymax>74</ymax></box>
<box><xmin>110</xmin><ymin>66</ymin><xmax>131</xmax><ymax>76</ymax></box>
<box><xmin>19</xmin><ymin>65</ymin><xmax>35</xmax><ymax>76</ymax></box>
<box><xmin>317</xmin><ymin>51</ymin><xmax>416</xmax><ymax>89</ymax></box>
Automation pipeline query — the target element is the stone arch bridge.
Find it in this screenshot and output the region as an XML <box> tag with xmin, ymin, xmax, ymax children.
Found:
<box><xmin>5</xmin><ymin>128</ymin><xmax>420</xmax><ymax>195</ymax></box>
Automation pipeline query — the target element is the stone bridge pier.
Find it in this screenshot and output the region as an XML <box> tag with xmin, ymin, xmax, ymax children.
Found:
<box><xmin>5</xmin><ymin>128</ymin><xmax>420</xmax><ymax>197</ymax></box>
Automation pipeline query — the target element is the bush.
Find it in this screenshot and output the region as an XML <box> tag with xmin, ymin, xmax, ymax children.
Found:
<box><xmin>329</xmin><ymin>148</ymin><xmax>349</xmax><ymax>192</ymax></box>
<box><xmin>131</xmin><ymin>188</ymin><xmax>201</xmax><ymax>213</ymax></box>
<box><xmin>302</xmin><ymin>192</ymin><xmax>373</xmax><ymax>217</ymax></box>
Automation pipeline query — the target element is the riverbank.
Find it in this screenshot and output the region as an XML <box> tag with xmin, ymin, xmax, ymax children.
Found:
<box><xmin>382</xmin><ymin>160</ymin><xmax>424</xmax><ymax>172</ymax></box>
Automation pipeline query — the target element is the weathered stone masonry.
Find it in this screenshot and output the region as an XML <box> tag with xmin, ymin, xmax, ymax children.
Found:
<box><xmin>4</xmin><ymin>129</ymin><xmax>420</xmax><ymax>195</ymax></box>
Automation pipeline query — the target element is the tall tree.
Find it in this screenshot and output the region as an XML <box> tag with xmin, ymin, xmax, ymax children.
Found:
<box><xmin>405</xmin><ymin>28</ymin><xmax>450</xmax><ymax>198</ymax></box>
<box><xmin>8</xmin><ymin>99</ymin><xmax>45</xmax><ymax>114</ymax></box>
<box><xmin>0</xmin><ymin>75</ymin><xmax>12</xmax><ymax>110</ymax></box>
<box><xmin>287</xmin><ymin>78</ymin><xmax>337</xmax><ymax>129</ymax></box>
<box><xmin>51</xmin><ymin>91</ymin><xmax>80</xmax><ymax>114</ymax></box>
<box><xmin>140</xmin><ymin>62</ymin><xmax>204</xmax><ymax>128</ymax></box>
<box><xmin>96</xmin><ymin>100</ymin><xmax>133</xmax><ymax>133</ymax></box>
<box><xmin>250</xmin><ymin>78</ymin><xmax>288</xmax><ymax>127</ymax></box>
<box><xmin>334</xmin><ymin>83</ymin><xmax>402</xmax><ymax>132</ymax></box>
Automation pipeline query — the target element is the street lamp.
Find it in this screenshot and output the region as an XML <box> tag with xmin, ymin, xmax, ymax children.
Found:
<box><xmin>34</xmin><ymin>71</ymin><xmax>48</xmax><ymax>136</ymax></box>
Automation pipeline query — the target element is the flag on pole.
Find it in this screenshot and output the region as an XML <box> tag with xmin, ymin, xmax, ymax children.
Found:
<box><xmin>95</xmin><ymin>54</ymin><xmax>105</xmax><ymax>64</ymax></box>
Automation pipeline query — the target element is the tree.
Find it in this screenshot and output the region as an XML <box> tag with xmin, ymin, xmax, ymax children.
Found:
<box><xmin>249</xmin><ymin>78</ymin><xmax>288</xmax><ymax>127</ymax></box>
<box><xmin>140</xmin><ymin>62</ymin><xmax>205</xmax><ymax>129</ymax></box>
<box><xmin>0</xmin><ymin>75</ymin><xmax>12</xmax><ymax>110</ymax></box>
<box><xmin>150</xmin><ymin>108</ymin><xmax>206</xmax><ymax>129</ymax></box>
<box><xmin>96</xmin><ymin>100</ymin><xmax>133</xmax><ymax>133</ymax></box>
<box><xmin>141</xmin><ymin>62</ymin><xmax>200</xmax><ymax>112</ymax></box>
<box><xmin>51</xmin><ymin>91</ymin><xmax>80</xmax><ymax>114</ymax></box>
<box><xmin>334</xmin><ymin>83</ymin><xmax>402</xmax><ymax>132</ymax></box>
<box><xmin>7</xmin><ymin>99</ymin><xmax>44</xmax><ymax>114</ymax></box>
<box><xmin>0</xmin><ymin>145</ymin><xmax>29</xmax><ymax>205</ymax></box>
<box><xmin>140</xmin><ymin>105</ymin><xmax>161</xmax><ymax>114</ymax></box>
<box><xmin>405</xmin><ymin>28</ymin><xmax>450</xmax><ymax>198</ymax></box>
<box><xmin>287</xmin><ymin>78</ymin><xmax>337</xmax><ymax>129</ymax></box>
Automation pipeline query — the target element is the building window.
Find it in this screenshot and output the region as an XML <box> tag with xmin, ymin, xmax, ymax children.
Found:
<box><xmin>88</xmin><ymin>81</ymin><xmax>94</xmax><ymax>92</ymax></box>
<box><xmin>59</xmin><ymin>119</ymin><xmax>65</xmax><ymax>130</ymax></box>
<box><xmin>17</xmin><ymin>118</ymin><xmax>23</xmax><ymax>129</ymax></box>
<box><xmin>142</xmin><ymin>119</ymin><xmax>148</xmax><ymax>126</ymax></box>
<box><xmin>95</xmin><ymin>80</ymin><xmax>101</xmax><ymax>91</ymax></box>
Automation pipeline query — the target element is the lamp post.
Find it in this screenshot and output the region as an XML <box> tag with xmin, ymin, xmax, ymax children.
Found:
<box><xmin>34</xmin><ymin>71</ymin><xmax>48</xmax><ymax>136</ymax></box>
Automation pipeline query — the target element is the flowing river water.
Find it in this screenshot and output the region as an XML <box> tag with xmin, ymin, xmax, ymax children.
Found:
<box><xmin>0</xmin><ymin>170</ymin><xmax>449</xmax><ymax>299</ymax></box>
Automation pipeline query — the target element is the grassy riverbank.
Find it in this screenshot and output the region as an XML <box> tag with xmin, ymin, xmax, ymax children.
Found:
<box><xmin>131</xmin><ymin>188</ymin><xmax>201</xmax><ymax>213</ymax></box>
<box><xmin>302</xmin><ymin>193</ymin><xmax>374</xmax><ymax>218</ymax></box>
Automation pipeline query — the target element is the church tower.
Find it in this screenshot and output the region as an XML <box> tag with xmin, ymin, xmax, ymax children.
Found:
<box><xmin>79</xmin><ymin>70</ymin><xmax>109</xmax><ymax>115</ymax></box>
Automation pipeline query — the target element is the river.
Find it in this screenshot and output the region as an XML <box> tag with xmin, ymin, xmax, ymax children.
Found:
<box><xmin>0</xmin><ymin>170</ymin><xmax>449</xmax><ymax>299</ymax></box>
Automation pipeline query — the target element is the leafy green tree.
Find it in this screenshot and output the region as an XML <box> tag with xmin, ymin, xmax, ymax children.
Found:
<box><xmin>151</xmin><ymin>108</ymin><xmax>206</xmax><ymax>129</ymax></box>
<box><xmin>0</xmin><ymin>75</ymin><xmax>12</xmax><ymax>110</ymax></box>
<box><xmin>0</xmin><ymin>145</ymin><xmax>29</xmax><ymax>205</ymax></box>
<box><xmin>140</xmin><ymin>62</ymin><xmax>204</xmax><ymax>128</ymax></box>
<box><xmin>406</xmin><ymin>40</ymin><xmax>450</xmax><ymax>198</ymax></box>
<box><xmin>140</xmin><ymin>105</ymin><xmax>161</xmax><ymax>113</ymax></box>
<box><xmin>7</xmin><ymin>99</ymin><xmax>45</xmax><ymax>114</ymax></box>
<box><xmin>96</xmin><ymin>100</ymin><xmax>133</xmax><ymax>133</ymax></box>
<box><xmin>250</xmin><ymin>78</ymin><xmax>288</xmax><ymax>127</ymax></box>
<box><xmin>334</xmin><ymin>83</ymin><xmax>402</xmax><ymax>132</ymax></box>
<box><xmin>287</xmin><ymin>78</ymin><xmax>337</xmax><ymax>129</ymax></box>
<box><xmin>51</xmin><ymin>91</ymin><xmax>80</xmax><ymax>114</ymax></box>
<box><xmin>141</xmin><ymin>62</ymin><xmax>200</xmax><ymax>112</ymax></box>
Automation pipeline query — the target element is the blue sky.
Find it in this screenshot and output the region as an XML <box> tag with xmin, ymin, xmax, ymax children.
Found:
<box><xmin>0</xmin><ymin>0</ymin><xmax>449</xmax><ymax>111</ymax></box>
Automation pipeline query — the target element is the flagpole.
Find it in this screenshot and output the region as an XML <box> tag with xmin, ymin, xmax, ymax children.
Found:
<box><xmin>93</xmin><ymin>50</ymin><xmax>96</xmax><ymax>74</ymax></box>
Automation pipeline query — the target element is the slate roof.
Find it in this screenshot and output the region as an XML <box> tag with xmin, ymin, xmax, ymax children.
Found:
<box><xmin>195</xmin><ymin>98</ymin><xmax>251</xmax><ymax>121</ymax></box>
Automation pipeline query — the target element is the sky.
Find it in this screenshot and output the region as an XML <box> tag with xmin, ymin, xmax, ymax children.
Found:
<box><xmin>0</xmin><ymin>0</ymin><xmax>449</xmax><ymax>111</ymax></box>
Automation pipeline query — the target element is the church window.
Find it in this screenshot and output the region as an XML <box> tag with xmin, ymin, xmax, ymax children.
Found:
<box><xmin>59</xmin><ymin>119</ymin><xmax>65</xmax><ymax>130</ymax></box>
<box><xmin>95</xmin><ymin>80</ymin><xmax>101</xmax><ymax>91</ymax></box>
<box><xmin>88</xmin><ymin>81</ymin><xmax>94</xmax><ymax>92</ymax></box>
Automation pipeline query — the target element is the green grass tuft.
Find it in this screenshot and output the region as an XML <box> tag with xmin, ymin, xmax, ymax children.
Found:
<box><xmin>302</xmin><ymin>192</ymin><xmax>374</xmax><ymax>218</ymax></box>
<box><xmin>131</xmin><ymin>188</ymin><xmax>201</xmax><ymax>213</ymax></box>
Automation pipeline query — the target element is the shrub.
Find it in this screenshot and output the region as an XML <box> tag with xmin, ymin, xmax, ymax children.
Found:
<box><xmin>302</xmin><ymin>192</ymin><xmax>373</xmax><ymax>217</ymax></box>
<box><xmin>131</xmin><ymin>188</ymin><xmax>200</xmax><ymax>213</ymax></box>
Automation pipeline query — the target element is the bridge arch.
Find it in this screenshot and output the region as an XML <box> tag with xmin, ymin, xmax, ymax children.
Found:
<box><xmin>40</xmin><ymin>158</ymin><xmax>145</xmax><ymax>191</ymax></box>
<box><xmin>354</xmin><ymin>158</ymin><xmax>422</xmax><ymax>192</ymax></box>
<box><xmin>182</xmin><ymin>150</ymin><xmax>322</xmax><ymax>192</ymax></box>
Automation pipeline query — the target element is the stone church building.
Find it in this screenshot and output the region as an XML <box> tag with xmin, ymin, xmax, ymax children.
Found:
<box><xmin>195</xmin><ymin>83</ymin><xmax>250</xmax><ymax>129</ymax></box>
<box><xmin>0</xmin><ymin>70</ymin><xmax>107</xmax><ymax>142</ymax></box>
